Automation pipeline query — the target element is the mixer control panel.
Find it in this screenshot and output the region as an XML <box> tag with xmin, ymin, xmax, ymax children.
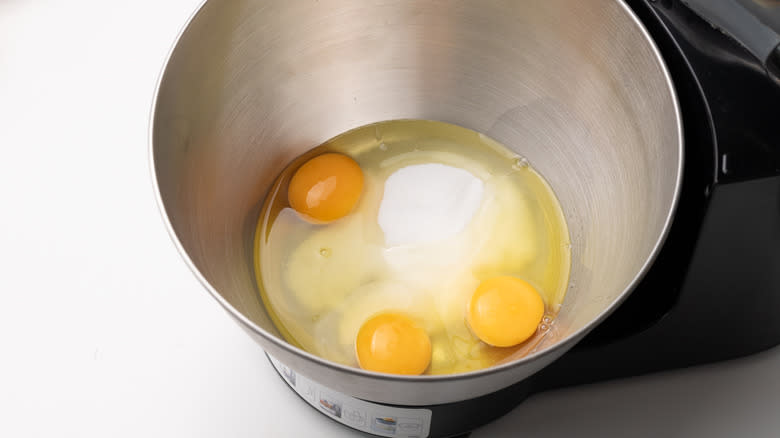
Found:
<box><xmin>269</xmin><ymin>355</ymin><xmax>431</xmax><ymax>437</ymax></box>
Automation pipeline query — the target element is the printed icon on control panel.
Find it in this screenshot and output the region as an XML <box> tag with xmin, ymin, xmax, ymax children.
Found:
<box><xmin>319</xmin><ymin>395</ymin><xmax>342</xmax><ymax>418</ymax></box>
<box><xmin>280</xmin><ymin>364</ymin><xmax>296</xmax><ymax>386</ymax></box>
<box><xmin>304</xmin><ymin>384</ymin><xmax>316</xmax><ymax>403</ymax></box>
<box><xmin>397</xmin><ymin>419</ymin><xmax>422</xmax><ymax>433</ymax></box>
<box><xmin>343</xmin><ymin>408</ymin><xmax>366</xmax><ymax>427</ymax></box>
<box><xmin>372</xmin><ymin>416</ymin><xmax>397</xmax><ymax>434</ymax></box>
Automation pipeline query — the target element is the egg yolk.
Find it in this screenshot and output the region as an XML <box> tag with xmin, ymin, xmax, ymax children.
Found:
<box><xmin>355</xmin><ymin>313</ymin><xmax>432</xmax><ymax>375</ymax></box>
<box><xmin>467</xmin><ymin>276</ymin><xmax>544</xmax><ymax>347</ymax></box>
<box><xmin>287</xmin><ymin>153</ymin><xmax>364</xmax><ymax>222</ymax></box>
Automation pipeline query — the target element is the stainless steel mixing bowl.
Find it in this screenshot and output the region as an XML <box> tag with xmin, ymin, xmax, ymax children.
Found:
<box><xmin>151</xmin><ymin>0</ymin><xmax>682</xmax><ymax>405</ymax></box>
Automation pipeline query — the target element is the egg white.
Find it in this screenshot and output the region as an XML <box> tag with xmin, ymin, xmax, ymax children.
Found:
<box><xmin>263</xmin><ymin>149</ymin><xmax>540</xmax><ymax>369</ymax></box>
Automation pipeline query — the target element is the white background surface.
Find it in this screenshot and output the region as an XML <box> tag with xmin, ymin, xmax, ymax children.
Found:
<box><xmin>2</xmin><ymin>0</ymin><xmax>779</xmax><ymax>436</ymax></box>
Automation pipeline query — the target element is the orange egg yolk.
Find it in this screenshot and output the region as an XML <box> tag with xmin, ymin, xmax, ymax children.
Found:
<box><xmin>355</xmin><ymin>313</ymin><xmax>432</xmax><ymax>375</ymax></box>
<box><xmin>288</xmin><ymin>153</ymin><xmax>364</xmax><ymax>222</ymax></box>
<box><xmin>467</xmin><ymin>276</ymin><xmax>545</xmax><ymax>347</ymax></box>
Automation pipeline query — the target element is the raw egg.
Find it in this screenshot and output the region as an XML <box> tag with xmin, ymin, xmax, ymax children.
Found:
<box><xmin>255</xmin><ymin>120</ymin><xmax>571</xmax><ymax>375</ymax></box>
<box><xmin>288</xmin><ymin>153</ymin><xmax>364</xmax><ymax>222</ymax></box>
<box><xmin>467</xmin><ymin>276</ymin><xmax>545</xmax><ymax>347</ymax></box>
<box><xmin>356</xmin><ymin>313</ymin><xmax>432</xmax><ymax>375</ymax></box>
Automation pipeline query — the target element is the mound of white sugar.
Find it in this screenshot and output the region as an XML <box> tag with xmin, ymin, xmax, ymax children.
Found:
<box><xmin>378</xmin><ymin>163</ymin><xmax>485</xmax><ymax>247</ymax></box>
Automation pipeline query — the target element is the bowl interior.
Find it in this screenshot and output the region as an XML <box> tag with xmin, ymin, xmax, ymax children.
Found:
<box><xmin>153</xmin><ymin>0</ymin><xmax>680</xmax><ymax>369</ymax></box>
